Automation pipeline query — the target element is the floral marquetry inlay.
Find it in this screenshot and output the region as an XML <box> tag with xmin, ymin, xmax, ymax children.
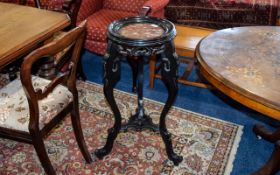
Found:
<box><xmin>198</xmin><ymin>26</ymin><xmax>280</xmax><ymax>112</ymax></box>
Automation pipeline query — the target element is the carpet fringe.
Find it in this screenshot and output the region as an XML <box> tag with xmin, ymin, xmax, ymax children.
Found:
<box><xmin>224</xmin><ymin>123</ymin><xmax>243</xmax><ymax>175</ymax></box>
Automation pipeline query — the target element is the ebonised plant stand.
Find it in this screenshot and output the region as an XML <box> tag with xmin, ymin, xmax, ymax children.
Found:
<box><xmin>94</xmin><ymin>16</ymin><xmax>183</xmax><ymax>165</ymax></box>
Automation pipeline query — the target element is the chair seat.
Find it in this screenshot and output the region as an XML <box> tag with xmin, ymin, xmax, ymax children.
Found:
<box><xmin>0</xmin><ymin>76</ymin><xmax>73</xmax><ymax>132</ymax></box>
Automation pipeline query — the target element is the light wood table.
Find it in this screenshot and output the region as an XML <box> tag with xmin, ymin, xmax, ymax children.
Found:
<box><xmin>0</xmin><ymin>2</ymin><xmax>70</xmax><ymax>69</ymax></box>
<box><xmin>196</xmin><ymin>26</ymin><xmax>280</xmax><ymax>175</ymax></box>
<box><xmin>174</xmin><ymin>25</ymin><xmax>215</xmax><ymax>58</ymax></box>
<box><xmin>149</xmin><ymin>25</ymin><xmax>215</xmax><ymax>88</ymax></box>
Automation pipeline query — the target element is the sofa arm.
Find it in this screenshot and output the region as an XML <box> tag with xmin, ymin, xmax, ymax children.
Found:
<box><xmin>143</xmin><ymin>0</ymin><xmax>169</xmax><ymax>15</ymax></box>
<box><xmin>77</xmin><ymin>0</ymin><xmax>103</xmax><ymax>22</ymax></box>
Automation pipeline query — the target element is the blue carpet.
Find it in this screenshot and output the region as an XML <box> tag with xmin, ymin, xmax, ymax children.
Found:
<box><xmin>81</xmin><ymin>50</ymin><xmax>278</xmax><ymax>175</ymax></box>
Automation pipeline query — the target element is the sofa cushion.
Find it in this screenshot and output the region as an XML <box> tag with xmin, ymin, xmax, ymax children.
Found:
<box><xmin>103</xmin><ymin>0</ymin><xmax>147</xmax><ymax>13</ymax></box>
<box><xmin>86</xmin><ymin>9</ymin><xmax>135</xmax><ymax>42</ymax></box>
<box><xmin>0</xmin><ymin>0</ymin><xmax>19</xmax><ymax>3</ymax></box>
<box><xmin>165</xmin><ymin>0</ymin><xmax>278</xmax><ymax>29</ymax></box>
<box><xmin>26</xmin><ymin>0</ymin><xmax>64</xmax><ymax>10</ymax></box>
<box><xmin>0</xmin><ymin>76</ymin><xmax>72</xmax><ymax>132</ymax></box>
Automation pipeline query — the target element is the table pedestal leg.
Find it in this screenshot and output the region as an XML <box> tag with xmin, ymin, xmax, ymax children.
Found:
<box><xmin>122</xmin><ymin>56</ymin><xmax>158</xmax><ymax>132</ymax></box>
<box><xmin>95</xmin><ymin>42</ymin><xmax>122</xmax><ymax>159</ymax></box>
<box><xmin>253</xmin><ymin>124</ymin><xmax>280</xmax><ymax>175</ymax></box>
<box><xmin>127</xmin><ymin>56</ymin><xmax>138</xmax><ymax>93</ymax></box>
<box><xmin>7</xmin><ymin>65</ymin><xmax>18</xmax><ymax>81</ymax></box>
<box><xmin>38</xmin><ymin>56</ymin><xmax>56</xmax><ymax>79</ymax></box>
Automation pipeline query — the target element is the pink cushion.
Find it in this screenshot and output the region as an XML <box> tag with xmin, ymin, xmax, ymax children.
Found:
<box><xmin>77</xmin><ymin>0</ymin><xmax>103</xmax><ymax>22</ymax></box>
<box><xmin>103</xmin><ymin>0</ymin><xmax>146</xmax><ymax>13</ymax></box>
<box><xmin>26</xmin><ymin>0</ymin><xmax>64</xmax><ymax>10</ymax></box>
<box><xmin>0</xmin><ymin>0</ymin><xmax>19</xmax><ymax>3</ymax></box>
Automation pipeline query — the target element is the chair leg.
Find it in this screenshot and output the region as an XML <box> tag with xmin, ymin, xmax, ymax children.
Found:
<box><xmin>70</xmin><ymin>95</ymin><xmax>93</xmax><ymax>163</ymax></box>
<box><xmin>32</xmin><ymin>136</ymin><xmax>56</xmax><ymax>175</ymax></box>
<box><xmin>149</xmin><ymin>55</ymin><xmax>157</xmax><ymax>89</ymax></box>
<box><xmin>77</xmin><ymin>59</ymin><xmax>86</xmax><ymax>81</ymax></box>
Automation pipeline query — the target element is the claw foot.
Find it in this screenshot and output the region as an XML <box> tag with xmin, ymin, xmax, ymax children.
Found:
<box><xmin>94</xmin><ymin>148</ymin><xmax>108</xmax><ymax>159</ymax></box>
<box><xmin>170</xmin><ymin>154</ymin><xmax>183</xmax><ymax>166</ymax></box>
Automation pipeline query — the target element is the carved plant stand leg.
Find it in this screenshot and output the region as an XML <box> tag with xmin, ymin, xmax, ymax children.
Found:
<box><xmin>122</xmin><ymin>56</ymin><xmax>158</xmax><ymax>132</ymax></box>
<box><xmin>95</xmin><ymin>41</ymin><xmax>122</xmax><ymax>159</ymax></box>
<box><xmin>253</xmin><ymin>124</ymin><xmax>280</xmax><ymax>175</ymax></box>
<box><xmin>127</xmin><ymin>56</ymin><xmax>138</xmax><ymax>93</ymax></box>
<box><xmin>159</xmin><ymin>42</ymin><xmax>183</xmax><ymax>165</ymax></box>
<box><xmin>95</xmin><ymin>16</ymin><xmax>182</xmax><ymax>165</ymax></box>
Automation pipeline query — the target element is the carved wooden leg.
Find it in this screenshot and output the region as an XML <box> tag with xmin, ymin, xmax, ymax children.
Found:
<box><xmin>149</xmin><ymin>55</ymin><xmax>157</xmax><ymax>89</ymax></box>
<box><xmin>253</xmin><ymin>124</ymin><xmax>280</xmax><ymax>143</ymax></box>
<box><xmin>32</xmin><ymin>135</ymin><xmax>56</xmax><ymax>175</ymax></box>
<box><xmin>127</xmin><ymin>56</ymin><xmax>138</xmax><ymax>93</ymax></box>
<box><xmin>77</xmin><ymin>59</ymin><xmax>86</xmax><ymax>81</ymax></box>
<box><xmin>71</xmin><ymin>92</ymin><xmax>92</xmax><ymax>163</ymax></box>
<box><xmin>122</xmin><ymin>56</ymin><xmax>158</xmax><ymax>132</ymax></box>
<box><xmin>252</xmin><ymin>124</ymin><xmax>280</xmax><ymax>175</ymax></box>
<box><xmin>95</xmin><ymin>41</ymin><xmax>122</xmax><ymax>159</ymax></box>
<box><xmin>38</xmin><ymin>56</ymin><xmax>56</xmax><ymax>80</ymax></box>
<box><xmin>7</xmin><ymin>65</ymin><xmax>18</xmax><ymax>81</ymax></box>
<box><xmin>252</xmin><ymin>140</ymin><xmax>280</xmax><ymax>175</ymax></box>
<box><xmin>159</xmin><ymin>42</ymin><xmax>183</xmax><ymax>166</ymax></box>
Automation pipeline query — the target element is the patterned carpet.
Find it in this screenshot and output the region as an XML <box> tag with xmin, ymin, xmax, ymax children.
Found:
<box><xmin>0</xmin><ymin>80</ymin><xmax>243</xmax><ymax>175</ymax></box>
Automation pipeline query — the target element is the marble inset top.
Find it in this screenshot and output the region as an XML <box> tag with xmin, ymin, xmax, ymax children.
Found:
<box><xmin>118</xmin><ymin>23</ymin><xmax>164</xmax><ymax>40</ymax></box>
<box><xmin>198</xmin><ymin>26</ymin><xmax>280</xmax><ymax>111</ymax></box>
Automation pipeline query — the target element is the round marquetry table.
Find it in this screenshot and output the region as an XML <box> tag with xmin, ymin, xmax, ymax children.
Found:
<box><xmin>196</xmin><ymin>26</ymin><xmax>280</xmax><ymax>175</ymax></box>
<box><xmin>94</xmin><ymin>16</ymin><xmax>183</xmax><ymax>165</ymax></box>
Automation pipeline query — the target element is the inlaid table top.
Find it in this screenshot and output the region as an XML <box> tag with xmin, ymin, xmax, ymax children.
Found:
<box><xmin>196</xmin><ymin>26</ymin><xmax>280</xmax><ymax>120</ymax></box>
<box><xmin>0</xmin><ymin>2</ymin><xmax>70</xmax><ymax>69</ymax></box>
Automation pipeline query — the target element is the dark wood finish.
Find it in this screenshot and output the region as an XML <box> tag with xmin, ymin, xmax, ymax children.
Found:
<box><xmin>139</xmin><ymin>6</ymin><xmax>151</xmax><ymax>16</ymax></box>
<box><xmin>0</xmin><ymin>21</ymin><xmax>92</xmax><ymax>175</ymax></box>
<box><xmin>94</xmin><ymin>16</ymin><xmax>183</xmax><ymax>165</ymax></box>
<box><xmin>196</xmin><ymin>26</ymin><xmax>280</xmax><ymax>175</ymax></box>
<box><xmin>34</xmin><ymin>0</ymin><xmax>85</xmax><ymax>80</ymax></box>
<box><xmin>125</xmin><ymin>6</ymin><xmax>152</xmax><ymax>92</ymax></box>
<box><xmin>35</xmin><ymin>0</ymin><xmax>81</xmax><ymax>29</ymax></box>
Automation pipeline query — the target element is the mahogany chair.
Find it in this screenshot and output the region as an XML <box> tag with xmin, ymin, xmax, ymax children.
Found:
<box><xmin>31</xmin><ymin>0</ymin><xmax>81</xmax><ymax>29</ymax></box>
<box><xmin>25</xmin><ymin>0</ymin><xmax>85</xmax><ymax>79</ymax></box>
<box><xmin>0</xmin><ymin>21</ymin><xmax>92</xmax><ymax>175</ymax></box>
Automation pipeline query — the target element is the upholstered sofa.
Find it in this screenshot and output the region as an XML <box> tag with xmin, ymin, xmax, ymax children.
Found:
<box><xmin>165</xmin><ymin>0</ymin><xmax>279</xmax><ymax>29</ymax></box>
<box><xmin>76</xmin><ymin>0</ymin><xmax>169</xmax><ymax>55</ymax></box>
<box><xmin>0</xmin><ymin>0</ymin><xmax>65</xmax><ymax>9</ymax></box>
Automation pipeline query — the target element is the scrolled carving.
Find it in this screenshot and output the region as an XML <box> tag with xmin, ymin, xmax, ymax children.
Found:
<box><xmin>112</xmin><ymin>57</ymin><xmax>120</xmax><ymax>72</ymax></box>
<box><xmin>117</xmin><ymin>44</ymin><xmax>165</xmax><ymax>57</ymax></box>
<box><xmin>162</xmin><ymin>57</ymin><xmax>171</xmax><ymax>72</ymax></box>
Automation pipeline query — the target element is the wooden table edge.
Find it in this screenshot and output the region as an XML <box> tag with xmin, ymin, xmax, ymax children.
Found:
<box><xmin>196</xmin><ymin>43</ymin><xmax>280</xmax><ymax>120</ymax></box>
<box><xmin>175</xmin><ymin>24</ymin><xmax>216</xmax><ymax>32</ymax></box>
<box><xmin>0</xmin><ymin>14</ymin><xmax>70</xmax><ymax>69</ymax></box>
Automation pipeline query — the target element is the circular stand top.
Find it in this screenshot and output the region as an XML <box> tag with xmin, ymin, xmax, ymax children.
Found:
<box><xmin>107</xmin><ymin>16</ymin><xmax>176</xmax><ymax>47</ymax></box>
